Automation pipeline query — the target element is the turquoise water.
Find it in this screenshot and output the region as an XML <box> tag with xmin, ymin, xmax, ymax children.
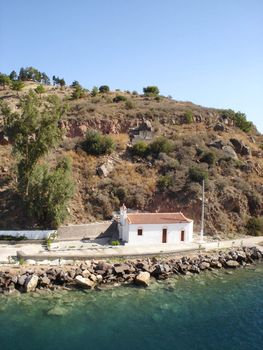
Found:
<box><xmin>0</xmin><ymin>265</ymin><xmax>262</xmax><ymax>350</ymax></box>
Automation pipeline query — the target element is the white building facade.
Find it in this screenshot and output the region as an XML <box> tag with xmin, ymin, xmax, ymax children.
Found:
<box><xmin>118</xmin><ymin>206</ymin><xmax>193</xmax><ymax>245</ymax></box>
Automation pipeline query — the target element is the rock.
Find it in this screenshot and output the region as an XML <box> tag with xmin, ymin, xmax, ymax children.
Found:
<box><xmin>236</xmin><ymin>251</ymin><xmax>247</xmax><ymax>262</ymax></box>
<box><xmin>199</xmin><ymin>262</ymin><xmax>210</xmax><ymax>270</ymax></box>
<box><xmin>40</xmin><ymin>276</ymin><xmax>51</xmax><ymax>286</ymax></box>
<box><xmin>230</xmin><ymin>138</ymin><xmax>251</xmax><ymax>157</ymax></box>
<box><xmin>17</xmin><ymin>275</ymin><xmax>27</xmax><ymax>286</ymax></box>
<box><xmin>135</xmin><ymin>272</ymin><xmax>150</xmax><ymax>287</ymax></box>
<box><xmin>207</xmin><ymin>140</ymin><xmax>224</xmax><ymax>149</ymax></box>
<box><xmin>47</xmin><ymin>306</ymin><xmax>68</xmax><ymax>316</ymax></box>
<box><xmin>75</xmin><ymin>275</ymin><xmax>95</xmax><ymax>289</ymax></box>
<box><xmin>24</xmin><ymin>275</ymin><xmax>39</xmax><ymax>292</ymax></box>
<box><xmin>225</xmin><ymin>260</ymin><xmax>239</xmax><ymax>268</ymax></box>
<box><xmin>113</xmin><ymin>264</ymin><xmax>131</xmax><ymax>275</ymax></box>
<box><xmin>26</xmin><ymin>259</ymin><xmax>36</xmax><ymax>265</ymax></box>
<box><xmin>0</xmin><ymin>131</ymin><xmax>9</xmax><ymax>145</ymax></box>
<box><xmin>210</xmin><ymin>261</ymin><xmax>222</xmax><ymax>269</ymax></box>
<box><xmin>97</xmin><ymin>161</ymin><xmax>114</xmax><ymax>177</ymax></box>
<box><xmin>213</xmin><ymin>123</ymin><xmax>225</xmax><ymax>132</ymax></box>
<box><xmin>222</xmin><ymin>146</ymin><xmax>238</xmax><ymax>160</ymax></box>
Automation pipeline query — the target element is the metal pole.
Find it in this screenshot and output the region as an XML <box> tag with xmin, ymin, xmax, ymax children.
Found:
<box><xmin>200</xmin><ymin>179</ymin><xmax>205</xmax><ymax>243</ymax></box>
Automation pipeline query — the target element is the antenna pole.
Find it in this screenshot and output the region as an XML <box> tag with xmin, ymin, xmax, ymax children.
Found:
<box><xmin>200</xmin><ymin>179</ymin><xmax>205</xmax><ymax>243</ymax></box>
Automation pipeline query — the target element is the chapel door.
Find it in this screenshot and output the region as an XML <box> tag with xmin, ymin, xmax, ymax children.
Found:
<box><xmin>181</xmin><ymin>230</ymin><xmax>185</xmax><ymax>242</ymax></box>
<box><xmin>162</xmin><ymin>228</ymin><xmax>167</xmax><ymax>243</ymax></box>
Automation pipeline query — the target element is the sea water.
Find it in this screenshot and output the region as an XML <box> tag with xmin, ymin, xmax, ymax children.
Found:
<box><xmin>0</xmin><ymin>265</ymin><xmax>262</xmax><ymax>350</ymax></box>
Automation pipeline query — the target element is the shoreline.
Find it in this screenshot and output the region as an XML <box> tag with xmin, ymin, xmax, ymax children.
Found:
<box><xmin>0</xmin><ymin>245</ymin><xmax>262</xmax><ymax>295</ymax></box>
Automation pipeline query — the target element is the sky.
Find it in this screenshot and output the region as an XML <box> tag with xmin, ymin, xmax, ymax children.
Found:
<box><xmin>0</xmin><ymin>0</ymin><xmax>262</xmax><ymax>132</ymax></box>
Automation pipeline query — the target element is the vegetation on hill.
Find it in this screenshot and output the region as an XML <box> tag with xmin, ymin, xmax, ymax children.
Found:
<box><xmin>0</xmin><ymin>67</ymin><xmax>262</xmax><ymax>237</ymax></box>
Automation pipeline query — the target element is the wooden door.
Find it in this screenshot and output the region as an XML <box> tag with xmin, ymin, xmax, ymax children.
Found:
<box><xmin>162</xmin><ymin>228</ymin><xmax>167</xmax><ymax>243</ymax></box>
<box><xmin>181</xmin><ymin>230</ymin><xmax>185</xmax><ymax>242</ymax></box>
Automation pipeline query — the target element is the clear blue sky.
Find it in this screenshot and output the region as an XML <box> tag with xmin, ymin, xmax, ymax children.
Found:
<box><xmin>1</xmin><ymin>0</ymin><xmax>262</xmax><ymax>132</ymax></box>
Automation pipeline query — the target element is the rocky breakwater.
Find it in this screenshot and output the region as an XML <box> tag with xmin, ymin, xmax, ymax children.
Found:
<box><xmin>0</xmin><ymin>246</ymin><xmax>262</xmax><ymax>295</ymax></box>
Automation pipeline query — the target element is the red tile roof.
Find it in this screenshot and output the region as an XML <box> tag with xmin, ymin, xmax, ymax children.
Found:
<box><xmin>127</xmin><ymin>212</ymin><xmax>192</xmax><ymax>225</ymax></box>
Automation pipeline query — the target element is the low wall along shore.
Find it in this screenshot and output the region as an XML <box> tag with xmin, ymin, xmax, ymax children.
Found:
<box><xmin>0</xmin><ymin>230</ymin><xmax>55</xmax><ymax>240</ymax></box>
<box><xmin>0</xmin><ymin>246</ymin><xmax>262</xmax><ymax>295</ymax></box>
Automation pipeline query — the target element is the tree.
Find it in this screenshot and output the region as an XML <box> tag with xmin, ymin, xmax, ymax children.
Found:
<box><xmin>82</xmin><ymin>130</ymin><xmax>115</xmax><ymax>156</ymax></box>
<box><xmin>71</xmin><ymin>84</ymin><xmax>86</xmax><ymax>99</ymax></box>
<box><xmin>0</xmin><ymin>73</ymin><xmax>11</xmax><ymax>89</ymax></box>
<box><xmin>2</xmin><ymin>92</ymin><xmax>64</xmax><ymax>198</ymax></box>
<box><xmin>143</xmin><ymin>86</ymin><xmax>160</xmax><ymax>96</ymax></box>
<box><xmin>71</xmin><ymin>80</ymin><xmax>81</xmax><ymax>88</ymax></box>
<box><xmin>11</xmin><ymin>80</ymin><xmax>25</xmax><ymax>92</ymax></box>
<box><xmin>99</xmin><ymin>85</ymin><xmax>110</xmax><ymax>93</ymax></box>
<box><xmin>27</xmin><ymin>158</ymin><xmax>74</xmax><ymax>228</ymax></box>
<box><xmin>41</xmin><ymin>72</ymin><xmax>50</xmax><ymax>85</ymax></box>
<box><xmin>9</xmin><ymin>70</ymin><xmax>17</xmax><ymax>80</ymax></box>
<box><xmin>18</xmin><ymin>67</ymin><xmax>27</xmax><ymax>81</ymax></box>
<box><xmin>53</xmin><ymin>76</ymin><xmax>65</xmax><ymax>88</ymax></box>
<box><xmin>91</xmin><ymin>86</ymin><xmax>99</xmax><ymax>97</ymax></box>
<box><xmin>1</xmin><ymin>92</ymin><xmax>73</xmax><ymax>227</ymax></box>
<box><xmin>18</xmin><ymin>66</ymin><xmax>42</xmax><ymax>82</ymax></box>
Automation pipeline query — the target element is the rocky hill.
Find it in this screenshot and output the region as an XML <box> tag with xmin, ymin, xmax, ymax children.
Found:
<box><xmin>0</xmin><ymin>81</ymin><xmax>263</xmax><ymax>237</ymax></box>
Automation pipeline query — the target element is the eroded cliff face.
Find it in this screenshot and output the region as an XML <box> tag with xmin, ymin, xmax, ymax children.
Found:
<box><xmin>0</xmin><ymin>83</ymin><xmax>262</xmax><ymax>236</ymax></box>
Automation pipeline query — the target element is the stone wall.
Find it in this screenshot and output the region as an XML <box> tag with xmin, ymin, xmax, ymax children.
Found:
<box><xmin>57</xmin><ymin>221</ymin><xmax>118</xmax><ymax>241</ymax></box>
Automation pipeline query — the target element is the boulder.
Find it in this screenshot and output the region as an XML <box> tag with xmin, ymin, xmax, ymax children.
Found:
<box><xmin>230</xmin><ymin>138</ymin><xmax>251</xmax><ymax>157</ymax></box>
<box><xmin>213</xmin><ymin>123</ymin><xmax>225</xmax><ymax>132</ymax></box>
<box><xmin>135</xmin><ymin>272</ymin><xmax>150</xmax><ymax>287</ymax></box>
<box><xmin>199</xmin><ymin>262</ymin><xmax>210</xmax><ymax>270</ymax></box>
<box><xmin>24</xmin><ymin>275</ymin><xmax>39</xmax><ymax>292</ymax></box>
<box><xmin>17</xmin><ymin>275</ymin><xmax>27</xmax><ymax>286</ymax></box>
<box><xmin>40</xmin><ymin>276</ymin><xmax>51</xmax><ymax>286</ymax></box>
<box><xmin>97</xmin><ymin>161</ymin><xmax>114</xmax><ymax>177</ymax></box>
<box><xmin>47</xmin><ymin>306</ymin><xmax>68</xmax><ymax>316</ymax></box>
<box><xmin>75</xmin><ymin>275</ymin><xmax>95</xmax><ymax>289</ymax></box>
<box><xmin>225</xmin><ymin>260</ymin><xmax>239</xmax><ymax>268</ymax></box>
<box><xmin>0</xmin><ymin>131</ymin><xmax>9</xmax><ymax>146</ymax></box>
<box><xmin>113</xmin><ymin>264</ymin><xmax>131</xmax><ymax>275</ymax></box>
<box><xmin>222</xmin><ymin>146</ymin><xmax>238</xmax><ymax>160</ymax></box>
<box><xmin>208</xmin><ymin>140</ymin><xmax>224</xmax><ymax>149</ymax></box>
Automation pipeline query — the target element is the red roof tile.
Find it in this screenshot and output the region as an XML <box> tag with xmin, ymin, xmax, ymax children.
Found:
<box><xmin>127</xmin><ymin>212</ymin><xmax>192</xmax><ymax>225</ymax></box>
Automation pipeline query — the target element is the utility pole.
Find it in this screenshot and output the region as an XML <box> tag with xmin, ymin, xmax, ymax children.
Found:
<box><xmin>200</xmin><ymin>179</ymin><xmax>205</xmax><ymax>243</ymax></box>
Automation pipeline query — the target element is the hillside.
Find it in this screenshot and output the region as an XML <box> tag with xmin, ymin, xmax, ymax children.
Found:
<box><xmin>0</xmin><ymin>81</ymin><xmax>263</xmax><ymax>238</ymax></box>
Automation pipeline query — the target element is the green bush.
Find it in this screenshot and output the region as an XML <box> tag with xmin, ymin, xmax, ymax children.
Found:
<box><xmin>246</xmin><ymin>217</ymin><xmax>263</xmax><ymax>236</ymax></box>
<box><xmin>157</xmin><ymin>175</ymin><xmax>173</xmax><ymax>191</ymax></box>
<box><xmin>111</xmin><ymin>240</ymin><xmax>120</xmax><ymax>246</ymax></box>
<box><xmin>125</xmin><ymin>99</ymin><xmax>135</xmax><ymax>109</ymax></box>
<box><xmin>183</xmin><ymin>110</ymin><xmax>193</xmax><ymax>124</ymax></box>
<box><xmin>221</xmin><ymin>109</ymin><xmax>252</xmax><ymax>133</ymax></box>
<box><xmin>99</xmin><ymin>85</ymin><xmax>110</xmax><ymax>93</ymax></box>
<box><xmin>188</xmin><ymin>166</ymin><xmax>208</xmax><ymax>183</ymax></box>
<box><xmin>113</xmin><ymin>95</ymin><xmax>127</xmax><ymax>103</ymax></box>
<box><xmin>91</xmin><ymin>86</ymin><xmax>99</xmax><ymax>96</ymax></box>
<box><xmin>143</xmin><ymin>86</ymin><xmax>159</xmax><ymax>96</ymax></box>
<box><xmin>11</xmin><ymin>80</ymin><xmax>25</xmax><ymax>91</ymax></box>
<box><xmin>200</xmin><ymin>151</ymin><xmax>216</xmax><ymax>166</ymax></box>
<box><xmin>0</xmin><ymin>235</ymin><xmax>27</xmax><ymax>241</ymax></box>
<box><xmin>82</xmin><ymin>130</ymin><xmax>115</xmax><ymax>156</ymax></box>
<box><xmin>148</xmin><ymin>137</ymin><xmax>173</xmax><ymax>157</ymax></box>
<box><xmin>130</xmin><ymin>141</ymin><xmax>148</xmax><ymax>158</ymax></box>
<box><xmin>35</xmin><ymin>85</ymin><xmax>45</xmax><ymax>94</ymax></box>
<box><xmin>71</xmin><ymin>85</ymin><xmax>86</xmax><ymax>99</ymax></box>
